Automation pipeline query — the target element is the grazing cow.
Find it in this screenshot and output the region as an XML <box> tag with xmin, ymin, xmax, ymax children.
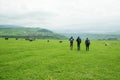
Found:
<box><xmin>29</xmin><ymin>38</ymin><xmax>35</xmax><ymax>41</ymax></box>
<box><xmin>47</xmin><ymin>40</ymin><xmax>50</xmax><ymax>42</ymax></box>
<box><xmin>59</xmin><ymin>40</ymin><xmax>63</xmax><ymax>43</ymax></box>
<box><xmin>5</xmin><ymin>37</ymin><xmax>9</xmax><ymax>40</ymax></box>
<box><xmin>25</xmin><ymin>38</ymin><xmax>35</xmax><ymax>41</ymax></box>
<box><xmin>29</xmin><ymin>39</ymin><xmax>33</xmax><ymax>41</ymax></box>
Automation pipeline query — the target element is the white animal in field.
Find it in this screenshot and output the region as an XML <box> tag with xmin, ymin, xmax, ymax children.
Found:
<box><xmin>105</xmin><ymin>42</ymin><xmax>109</xmax><ymax>46</ymax></box>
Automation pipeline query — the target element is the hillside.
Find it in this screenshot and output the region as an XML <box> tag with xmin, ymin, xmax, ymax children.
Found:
<box><xmin>0</xmin><ymin>25</ymin><xmax>66</xmax><ymax>39</ymax></box>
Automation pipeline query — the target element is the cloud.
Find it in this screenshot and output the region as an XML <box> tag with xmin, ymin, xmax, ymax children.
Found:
<box><xmin>0</xmin><ymin>11</ymin><xmax>56</xmax><ymax>28</ymax></box>
<box><xmin>0</xmin><ymin>0</ymin><xmax>120</xmax><ymax>32</ymax></box>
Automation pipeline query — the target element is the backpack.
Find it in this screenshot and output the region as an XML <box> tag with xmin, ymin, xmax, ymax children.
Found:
<box><xmin>70</xmin><ymin>38</ymin><xmax>74</xmax><ymax>42</ymax></box>
<box><xmin>86</xmin><ymin>40</ymin><xmax>90</xmax><ymax>45</ymax></box>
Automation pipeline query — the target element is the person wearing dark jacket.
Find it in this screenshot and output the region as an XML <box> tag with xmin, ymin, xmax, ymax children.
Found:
<box><xmin>85</xmin><ymin>38</ymin><xmax>90</xmax><ymax>51</ymax></box>
<box><xmin>76</xmin><ymin>36</ymin><xmax>82</xmax><ymax>50</ymax></box>
<box><xmin>69</xmin><ymin>36</ymin><xmax>74</xmax><ymax>50</ymax></box>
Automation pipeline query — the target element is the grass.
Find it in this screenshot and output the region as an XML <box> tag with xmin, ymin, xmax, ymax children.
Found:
<box><xmin>0</xmin><ymin>38</ymin><xmax>120</xmax><ymax>80</ymax></box>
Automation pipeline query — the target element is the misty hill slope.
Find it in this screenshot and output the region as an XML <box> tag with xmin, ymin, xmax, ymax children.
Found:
<box><xmin>0</xmin><ymin>25</ymin><xmax>24</xmax><ymax>28</ymax></box>
<box><xmin>0</xmin><ymin>25</ymin><xmax>66</xmax><ymax>39</ymax></box>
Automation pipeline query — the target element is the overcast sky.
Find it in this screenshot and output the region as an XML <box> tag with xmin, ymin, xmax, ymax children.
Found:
<box><xmin>0</xmin><ymin>0</ymin><xmax>120</xmax><ymax>33</ymax></box>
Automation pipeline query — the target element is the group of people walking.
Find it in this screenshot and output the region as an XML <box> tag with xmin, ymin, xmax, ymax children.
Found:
<box><xmin>69</xmin><ymin>36</ymin><xmax>90</xmax><ymax>51</ymax></box>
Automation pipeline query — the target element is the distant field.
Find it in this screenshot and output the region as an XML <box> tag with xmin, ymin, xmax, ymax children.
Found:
<box><xmin>0</xmin><ymin>38</ymin><xmax>120</xmax><ymax>80</ymax></box>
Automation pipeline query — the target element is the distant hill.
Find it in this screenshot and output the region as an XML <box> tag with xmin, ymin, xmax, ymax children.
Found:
<box><xmin>0</xmin><ymin>25</ymin><xmax>24</xmax><ymax>28</ymax></box>
<box><xmin>62</xmin><ymin>33</ymin><xmax>120</xmax><ymax>40</ymax></box>
<box><xmin>0</xmin><ymin>25</ymin><xmax>67</xmax><ymax>39</ymax></box>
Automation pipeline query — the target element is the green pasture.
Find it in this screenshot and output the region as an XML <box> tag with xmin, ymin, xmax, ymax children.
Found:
<box><xmin>0</xmin><ymin>38</ymin><xmax>120</xmax><ymax>80</ymax></box>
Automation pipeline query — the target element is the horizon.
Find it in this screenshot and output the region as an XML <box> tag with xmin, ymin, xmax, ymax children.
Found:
<box><xmin>0</xmin><ymin>24</ymin><xmax>120</xmax><ymax>34</ymax></box>
<box><xmin>0</xmin><ymin>0</ymin><xmax>120</xmax><ymax>33</ymax></box>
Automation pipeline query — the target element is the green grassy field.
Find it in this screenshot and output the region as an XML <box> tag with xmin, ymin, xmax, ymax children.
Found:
<box><xmin>0</xmin><ymin>38</ymin><xmax>120</xmax><ymax>80</ymax></box>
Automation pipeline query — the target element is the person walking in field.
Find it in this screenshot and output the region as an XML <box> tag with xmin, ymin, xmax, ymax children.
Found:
<box><xmin>69</xmin><ymin>36</ymin><xmax>74</xmax><ymax>50</ymax></box>
<box><xmin>85</xmin><ymin>38</ymin><xmax>90</xmax><ymax>51</ymax></box>
<box><xmin>76</xmin><ymin>36</ymin><xmax>82</xmax><ymax>51</ymax></box>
